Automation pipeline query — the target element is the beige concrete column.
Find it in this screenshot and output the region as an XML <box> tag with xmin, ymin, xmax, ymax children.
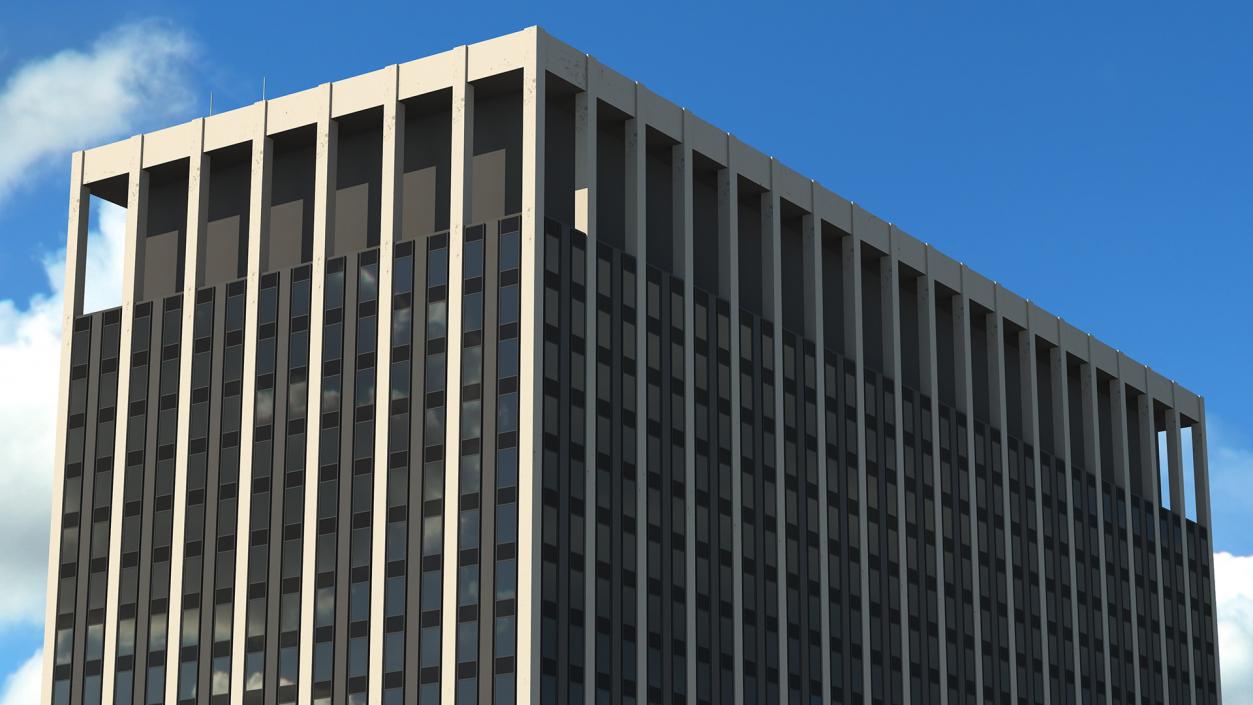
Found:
<box><xmin>1080</xmin><ymin>340</ymin><xmax>1114</xmax><ymax>705</ymax></box>
<box><xmin>230</xmin><ymin>99</ymin><xmax>271</xmax><ymax>705</ymax></box>
<box><xmin>1020</xmin><ymin>321</ymin><xmax>1052</xmax><ymax>705</ymax></box>
<box><xmin>1166</xmin><ymin>406</ymin><xmax>1186</xmax><ymax>514</ymax></box>
<box><xmin>763</xmin><ymin>183</ymin><xmax>788</xmax><ymax>698</ymax></box>
<box><xmin>803</xmin><ymin>200</ymin><xmax>831</xmax><ymax>703</ymax></box>
<box><xmin>1048</xmin><ymin>331</ymin><xmax>1082</xmax><ymax>705</ymax></box>
<box><xmin>41</xmin><ymin>149</ymin><xmax>91</xmax><ymax>705</ymax></box>
<box><xmin>625</xmin><ymin>99</ymin><xmax>648</xmax><ymax>699</ymax></box>
<box><xmin>989</xmin><ymin>293</ymin><xmax>1019</xmax><ymax>704</ymax></box>
<box><xmin>919</xmin><ymin>253</ymin><xmax>949</xmax><ymax>705</ymax></box>
<box><xmin>843</xmin><ymin>211</ymin><xmax>869</xmax><ymax>705</ymax></box>
<box><xmin>297</xmin><ymin>82</ymin><xmax>335</xmax><ymax>703</ymax></box>
<box><xmin>1166</xmin><ymin>396</ymin><xmax>1199</xmax><ymax>703</ymax></box>
<box><xmin>885</xmin><ymin>233</ymin><xmax>911</xmax><ymax>705</ymax></box>
<box><xmin>679</xmin><ymin>117</ymin><xmax>698</xmax><ymax>699</ymax></box>
<box><xmin>1193</xmin><ymin>401</ymin><xmax>1212</xmax><ymax>527</ymax></box>
<box><xmin>441</xmin><ymin>48</ymin><xmax>472</xmax><ymax>705</ymax></box>
<box><xmin>574</xmin><ymin>67</ymin><xmax>599</xmax><ymax>705</ymax></box>
<box><xmin>720</xmin><ymin>150</ymin><xmax>744</xmax><ymax>705</ymax></box>
<box><xmin>1195</xmin><ymin>397</ymin><xmax>1222</xmax><ymax>705</ymax></box>
<box><xmin>101</xmin><ymin>134</ymin><xmax>147</xmax><ymax>705</ymax></box>
<box><xmin>953</xmin><ymin>272</ymin><xmax>986</xmax><ymax>704</ymax></box>
<box><xmin>368</xmin><ymin>64</ymin><xmax>403</xmax><ymax>705</ymax></box>
<box><xmin>1139</xmin><ymin>388</ymin><xmax>1170</xmax><ymax>701</ymax></box>
<box><xmin>164</xmin><ymin>118</ymin><xmax>209</xmax><ymax>704</ymax></box>
<box><xmin>517</xmin><ymin>34</ymin><xmax>544</xmax><ymax>704</ymax></box>
<box><xmin>1110</xmin><ymin>371</ymin><xmax>1143</xmax><ymax>704</ymax></box>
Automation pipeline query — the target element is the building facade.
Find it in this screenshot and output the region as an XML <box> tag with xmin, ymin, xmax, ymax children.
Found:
<box><xmin>42</xmin><ymin>27</ymin><xmax>1220</xmax><ymax>705</ymax></box>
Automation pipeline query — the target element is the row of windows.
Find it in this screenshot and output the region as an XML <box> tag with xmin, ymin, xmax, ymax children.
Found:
<box><xmin>691</xmin><ymin>291</ymin><xmax>736</xmax><ymax>705</ymax></box>
<box><xmin>380</xmin><ymin>231</ymin><xmax>451</xmax><ymax>703</ymax></box>
<box><xmin>454</xmin><ymin>217</ymin><xmax>523</xmax><ymax>705</ymax></box>
<box><xmin>539</xmin><ymin>219</ymin><xmax>590</xmax><ymax>705</ymax></box>
<box><xmin>52</xmin><ymin>308</ymin><xmax>122</xmax><ymax>705</ymax></box>
<box><xmin>52</xmin><ymin>219</ymin><xmax>1219</xmax><ymax>705</ymax></box>
<box><xmin>173</xmin><ymin>288</ymin><xmax>217</xmax><ymax>704</ymax></box>
<box><xmin>739</xmin><ymin>311</ymin><xmax>783</xmax><ymax>704</ymax></box>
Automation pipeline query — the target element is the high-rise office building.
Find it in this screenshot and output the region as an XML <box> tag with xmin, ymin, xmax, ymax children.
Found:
<box><xmin>42</xmin><ymin>27</ymin><xmax>1220</xmax><ymax>705</ymax></box>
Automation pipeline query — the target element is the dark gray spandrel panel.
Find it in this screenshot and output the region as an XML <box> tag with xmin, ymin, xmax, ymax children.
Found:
<box><xmin>820</xmin><ymin>223</ymin><xmax>848</xmax><ymax>358</ymax></box>
<box><xmin>471</xmin><ymin>90</ymin><xmax>521</xmax><ymax>225</ymax></box>
<box><xmin>644</xmin><ymin>137</ymin><xmax>674</xmax><ymax>273</ymax></box>
<box><xmin>691</xmin><ymin>169</ymin><xmax>720</xmax><ymax>294</ymax></box>
<box><xmin>333</xmin><ymin>122</ymin><xmax>382</xmax><ymax>256</ymax></box>
<box><xmin>935</xmin><ymin>294</ymin><xmax>957</xmax><ymax>408</ymax></box>
<box><xmin>595</xmin><ymin>115</ymin><xmax>626</xmax><ymax>251</ymax></box>
<box><xmin>737</xmin><ymin>195</ymin><xmax>764</xmax><ymax>319</ymax></box>
<box><xmin>141</xmin><ymin>173</ymin><xmax>188</xmax><ymax>301</ymax></box>
<box><xmin>860</xmin><ymin>257</ymin><xmax>884</xmax><ymax>374</ymax></box>
<box><xmin>1003</xmin><ymin>331</ymin><xmax>1023</xmax><ymax>439</ymax></box>
<box><xmin>1098</xmin><ymin>380</ymin><xmax>1116</xmax><ymax>485</ymax></box>
<box><xmin>142</xmin><ymin>230</ymin><xmax>182</xmax><ymax>302</ymax></box>
<box><xmin>543</xmin><ymin>92</ymin><xmax>575</xmax><ymax>227</ymax></box>
<box><xmin>402</xmin><ymin>101</ymin><xmax>451</xmax><ymax>239</ymax></box>
<box><xmin>402</xmin><ymin>168</ymin><xmax>438</xmax><ymax>241</ymax></box>
<box><xmin>900</xmin><ymin>276</ymin><xmax>922</xmax><ymax>391</ymax></box>
<box><xmin>204</xmin><ymin>156</ymin><xmax>250</xmax><ymax>286</ymax></box>
<box><xmin>971</xmin><ymin>312</ymin><xmax>990</xmax><ymax>423</ymax></box>
<box><xmin>268</xmin><ymin>140</ymin><xmax>315</xmax><ymax>272</ymax></box>
<box><xmin>780</xmin><ymin>215</ymin><xmax>806</xmax><ymax>333</ymax></box>
<box><xmin>333</xmin><ymin>181</ymin><xmax>373</xmax><ymax>256</ymax></box>
<box><xmin>471</xmin><ymin>149</ymin><xmax>509</xmax><ymax>228</ymax></box>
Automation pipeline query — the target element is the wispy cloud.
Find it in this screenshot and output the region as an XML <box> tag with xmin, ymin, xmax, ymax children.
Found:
<box><xmin>0</xmin><ymin>17</ymin><xmax>193</xmax><ymax>638</ymax></box>
<box><xmin>0</xmin><ymin>201</ymin><xmax>125</xmax><ymax>631</ymax></box>
<box><xmin>0</xmin><ymin>650</ymin><xmax>41</xmax><ymax>705</ymax></box>
<box><xmin>1216</xmin><ymin>552</ymin><xmax>1253</xmax><ymax>704</ymax></box>
<box><xmin>0</xmin><ymin>19</ymin><xmax>195</xmax><ymax>206</ymax></box>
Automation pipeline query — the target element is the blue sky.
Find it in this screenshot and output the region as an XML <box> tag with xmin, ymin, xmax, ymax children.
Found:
<box><xmin>1</xmin><ymin>1</ymin><xmax>1251</xmax><ymax>701</ymax></box>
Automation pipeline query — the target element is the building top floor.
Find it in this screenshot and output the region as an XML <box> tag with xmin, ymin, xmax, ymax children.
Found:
<box><xmin>66</xmin><ymin>25</ymin><xmax>1204</xmax><ymax>424</ymax></box>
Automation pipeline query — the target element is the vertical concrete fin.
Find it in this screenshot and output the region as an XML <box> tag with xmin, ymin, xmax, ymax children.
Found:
<box><xmin>574</xmin><ymin>65</ymin><xmax>599</xmax><ymax>705</ymax></box>
<box><xmin>763</xmin><ymin>178</ymin><xmax>789</xmax><ymax>692</ymax></box>
<box><xmin>990</xmin><ymin>292</ymin><xmax>1020</xmax><ymax>703</ymax></box>
<box><xmin>1021</xmin><ymin>320</ymin><xmax>1052</xmax><ymax>705</ymax></box>
<box><xmin>1138</xmin><ymin>386</ymin><xmax>1171</xmax><ymax>700</ymax></box>
<box><xmin>516</xmin><ymin>32</ymin><xmax>543</xmax><ymax>705</ymax></box>
<box><xmin>920</xmin><ymin>252</ymin><xmax>950</xmax><ymax>705</ymax></box>
<box><xmin>1051</xmin><ymin>324</ymin><xmax>1083</xmax><ymax>705</ymax></box>
<box><xmin>844</xmin><ymin>215</ymin><xmax>870</xmax><ymax>705</ymax></box>
<box><xmin>230</xmin><ymin>98</ymin><xmax>270</xmax><ymax>705</ymax></box>
<box><xmin>165</xmin><ymin>117</ymin><xmax>208</xmax><ymax>705</ymax></box>
<box><xmin>298</xmin><ymin>81</ymin><xmax>334</xmax><ymax>704</ymax></box>
<box><xmin>102</xmin><ymin>133</ymin><xmax>146</xmax><ymax>705</ymax></box>
<box><xmin>42</xmin><ymin>149</ymin><xmax>90</xmax><ymax>705</ymax></box>
<box><xmin>1111</xmin><ymin>365</ymin><xmax>1144</xmax><ymax>704</ymax></box>
<box><xmin>955</xmin><ymin>271</ymin><xmax>986</xmax><ymax>703</ymax></box>
<box><xmin>885</xmin><ymin>232</ymin><xmax>912</xmax><ymax>705</ymax></box>
<box><xmin>1196</xmin><ymin>397</ymin><xmax>1222</xmax><ymax>705</ymax></box>
<box><xmin>681</xmin><ymin>114</ymin><xmax>698</xmax><ymax>700</ymax></box>
<box><xmin>721</xmin><ymin>148</ymin><xmax>745</xmax><ymax>705</ymax></box>
<box><xmin>804</xmin><ymin>202</ymin><xmax>832</xmax><ymax>703</ymax></box>
<box><xmin>626</xmin><ymin>94</ymin><xmax>649</xmax><ymax>699</ymax></box>
<box><xmin>1082</xmin><ymin>339</ymin><xmax>1114</xmax><ymax>705</ymax></box>
<box><xmin>368</xmin><ymin>64</ymin><xmax>402</xmax><ymax>705</ymax></box>
<box><xmin>1167</xmin><ymin>386</ymin><xmax>1199</xmax><ymax>703</ymax></box>
<box><xmin>441</xmin><ymin>46</ymin><xmax>472</xmax><ymax>704</ymax></box>
<box><xmin>1166</xmin><ymin>406</ymin><xmax>1186</xmax><ymax>516</ymax></box>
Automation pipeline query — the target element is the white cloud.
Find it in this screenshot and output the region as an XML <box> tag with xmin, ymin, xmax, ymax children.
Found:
<box><xmin>1218</xmin><ymin>552</ymin><xmax>1253</xmax><ymax>705</ymax></box>
<box><xmin>0</xmin><ymin>199</ymin><xmax>124</xmax><ymax>630</ymax></box>
<box><xmin>0</xmin><ymin>16</ymin><xmax>192</xmax><ymax>634</ymax></box>
<box><xmin>0</xmin><ymin>19</ymin><xmax>195</xmax><ymax>205</ymax></box>
<box><xmin>0</xmin><ymin>650</ymin><xmax>41</xmax><ymax>705</ymax></box>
